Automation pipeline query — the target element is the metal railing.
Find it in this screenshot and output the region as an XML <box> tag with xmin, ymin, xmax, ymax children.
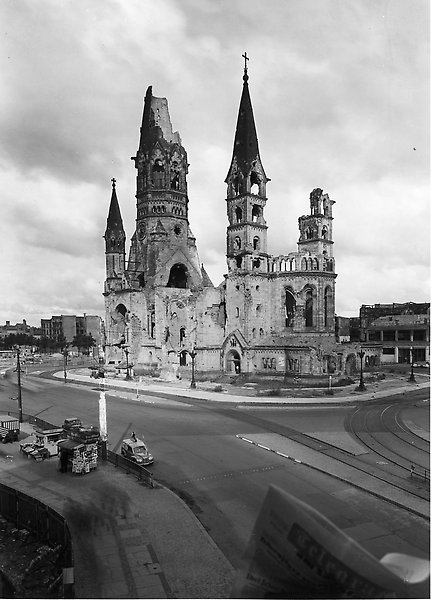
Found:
<box><xmin>105</xmin><ymin>449</ymin><xmax>154</xmax><ymax>488</ymax></box>
<box><xmin>0</xmin><ymin>482</ymin><xmax>73</xmax><ymax>598</ymax></box>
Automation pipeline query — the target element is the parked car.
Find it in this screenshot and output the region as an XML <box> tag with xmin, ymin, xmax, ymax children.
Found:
<box><xmin>62</xmin><ymin>417</ymin><xmax>83</xmax><ymax>431</ymax></box>
<box><xmin>121</xmin><ymin>437</ymin><xmax>154</xmax><ymax>466</ymax></box>
<box><xmin>90</xmin><ymin>368</ymin><xmax>105</xmax><ymax>379</ymax></box>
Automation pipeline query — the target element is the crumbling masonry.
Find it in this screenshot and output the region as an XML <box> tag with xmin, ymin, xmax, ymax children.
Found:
<box><xmin>103</xmin><ymin>64</ymin><xmax>362</xmax><ymax>378</ymax></box>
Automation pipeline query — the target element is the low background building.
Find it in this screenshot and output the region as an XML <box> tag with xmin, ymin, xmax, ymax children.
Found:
<box><xmin>40</xmin><ymin>314</ymin><xmax>104</xmax><ymax>357</ymax></box>
<box><xmin>360</xmin><ymin>303</ymin><xmax>429</xmax><ymax>364</ymax></box>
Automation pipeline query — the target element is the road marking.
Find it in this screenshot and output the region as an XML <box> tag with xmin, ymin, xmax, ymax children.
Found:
<box><xmin>236</xmin><ymin>434</ymin><xmax>303</xmax><ymax>466</ymax></box>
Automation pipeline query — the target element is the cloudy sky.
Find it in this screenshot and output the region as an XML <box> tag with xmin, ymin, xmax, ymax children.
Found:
<box><xmin>0</xmin><ymin>0</ymin><xmax>429</xmax><ymax>327</ymax></box>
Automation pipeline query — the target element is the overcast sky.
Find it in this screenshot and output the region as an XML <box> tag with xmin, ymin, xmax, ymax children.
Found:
<box><xmin>0</xmin><ymin>0</ymin><xmax>429</xmax><ymax>327</ymax></box>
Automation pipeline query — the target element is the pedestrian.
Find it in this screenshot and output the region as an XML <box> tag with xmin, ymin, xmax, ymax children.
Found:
<box><xmin>131</xmin><ymin>431</ymin><xmax>137</xmax><ymax>442</ymax></box>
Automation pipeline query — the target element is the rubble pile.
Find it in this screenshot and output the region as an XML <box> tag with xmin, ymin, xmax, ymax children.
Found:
<box><xmin>0</xmin><ymin>515</ymin><xmax>63</xmax><ymax>598</ymax></box>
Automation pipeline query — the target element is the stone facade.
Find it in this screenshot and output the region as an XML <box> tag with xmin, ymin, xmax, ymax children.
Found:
<box><xmin>103</xmin><ymin>66</ymin><xmax>364</xmax><ymax>379</ymax></box>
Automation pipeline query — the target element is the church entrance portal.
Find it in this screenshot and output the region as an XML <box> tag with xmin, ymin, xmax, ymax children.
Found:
<box><xmin>226</xmin><ymin>349</ymin><xmax>241</xmax><ymax>374</ymax></box>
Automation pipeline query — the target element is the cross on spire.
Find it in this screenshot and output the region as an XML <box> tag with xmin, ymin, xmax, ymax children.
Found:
<box><xmin>111</xmin><ymin>177</ymin><xmax>116</xmax><ymax>189</ymax></box>
<box><xmin>242</xmin><ymin>52</ymin><xmax>249</xmax><ymax>82</ymax></box>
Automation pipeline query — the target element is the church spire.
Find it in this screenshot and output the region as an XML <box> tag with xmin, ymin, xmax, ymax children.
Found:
<box><xmin>104</xmin><ymin>178</ymin><xmax>126</xmax><ymax>285</ymax></box>
<box><xmin>104</xmin><ymin>178</ymin><xmax>125</xmax><ymax>242</ymax></box>
<box><xmin>226</xmin><ymin>52</ymin><xmax>265</xmax><ymax>183</ymax></box>
<box><xmin>224</xmin><ymin>56</ymin><xmax>269</xmax><ymax>276</ymax></box>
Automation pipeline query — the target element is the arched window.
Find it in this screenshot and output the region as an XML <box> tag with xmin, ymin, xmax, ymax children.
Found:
<box><xmin>235</xmin><ymin>307</ymin><xmax>240</xmax><ymax>318</ymax></box>
<box><xmin>313</xmin><ymin>258</ymin><xmax>319</xmax><ymax>270</ymax></box>
<box><xmin>305</xmin><ymin>289</ymin><xmax>313</xmax><ymax>327</ymax></box>
<box><xmin>253</xmin><ymin>236</ymin><xmax>260</xmax><ymax>250</ymax></box>
<box><xmin>235</xmin><ymin>207</ymin><xmax>243</xmax><ymax>223</ymax></box>
<box><xmin>236</xmin><ymin>256</ymin><xmax>242</xmax><ymax>268</ymax></box>
<box><xmin>152</xmin><ymin>159</ymin><xmax>165</xmax><ymax>188</ymax></box>
<box><xmin>179</xmin><ymin>350</ymin><xmax>187</xmax><ymax>366</ymax></box>
<box><xmin>179</xmin><ymin>327</ymin><xmax>186</xmax><ymax>344</ymax></box>
<box><xmin>234</xmin><ymin>236</ymin><xmax>241</xmax><ymax>250</ymax></box>
<box><xmin>290</xmin><ymin>259</ymin><xmax>296</xmax><ymax>271</ymax></box>
<box><xmin>250</xmin><ymin>171</ymin><xmax>260</xmax><ymax>194</ymax></box>
<box><xmin>171</xmin><ymin>162</ymin><xmax>180</xmax><ymax>190</ymax></box>
<box><xmin>167</xmin><ymin>263</ymin><xmax>188</xmax><ymax>288</ymax></box>
<box><xmin>285</xmin><ymin>289</ymin><xmax>296</xmax><ymax>327</ymax></box>
<box><xmin>252</xmin><ymin>205</ymin><xmax>260</xmax><ymax>222</ymax></box>
<box><xmin>252</xmin><ymin>258</ymin><xmax>261</xmax><ymax>269</ymax></box>
<box><xmin>301</xmin><ymin>258</ymin><xmax>307</xmax><ymax>270</ymax></box>
<box><xmin>322</xmin><ymin>226</ymin><xmax>328</xmax><ymax>239</ymax></box>
<box><xmin>116</xmin><ymin>304</ymin><xmax>127</xmax><ymax>318</ymax></box>
<box><xmin>149</xmin><ymin>311</ymin><xmax>155</xmax><ymax>338</ymax></box>
<box><xmin>306</xmin><ymin>227</ymin><xmax>313</xmax><ymax>239</ymax></box>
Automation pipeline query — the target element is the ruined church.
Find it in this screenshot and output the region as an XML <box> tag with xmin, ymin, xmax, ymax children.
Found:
<box><xmin>103</xmin><ymin>62</ymin><xmax>351</xmax><ymax>378</ymax></box>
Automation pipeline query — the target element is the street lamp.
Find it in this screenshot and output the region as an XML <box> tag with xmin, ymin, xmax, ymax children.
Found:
<box><xmin>63</xmin><ymin>347</ymin><xmax>69</xmax><ymax>384</ymax></box>
<box><xmin>408</xmin><ymin>347</ymin><xmax>416</xmax><ymax>383</ymax></box>
<box><xmin>188</xmin><ymin>349</ymin><xmax>197</xmax><ymax>389</ymax></box>
<box><xmin>357</xmin><ymin>349</ymin><xmax>366</xmax><ymax>392</ymax></box>
<box><xmin>123</xmin><ymin>346</ymin><xmax>132</xmax><ymax>380</ymax></box>
<box><xmin>15</xmin><ymin>347</ymin><xmax>23</xmax><ymax>423</ymax></box>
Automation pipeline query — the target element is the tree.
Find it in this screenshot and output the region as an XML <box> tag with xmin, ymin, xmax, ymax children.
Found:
<box><xmin>37</xmin><ymin>336</ymin><xmax>54</xmax><ymax>353</ymax></box>
<box><xmin>56</xmin><ymin>335</ymin><xmax>68</xmax><ymax>352</ymax></box>
<box><xmin>72</xmin><ymin>334</ymin><xmax>96</xmax><ymax>355</ymax></box>
<box><xmin>0</xmin><ymin>333</ymin><xmax>37</xmax><ymax>349</ymax></box>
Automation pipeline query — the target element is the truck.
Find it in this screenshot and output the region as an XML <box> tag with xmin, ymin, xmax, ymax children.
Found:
<box><xmin>0</xmin><ymin>415</ymin><xmax>20</xmax><ymax>443</ymax></box>
<box><xmin>20</xmin><ymin>427</ymin><xmax>64</xmax><ymax>460</ymax></box>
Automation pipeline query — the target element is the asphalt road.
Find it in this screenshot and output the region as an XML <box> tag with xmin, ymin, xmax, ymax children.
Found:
<box><xmin>0</xmin><ymin>371</ymin><xmax>429</xmax><ymax>584</ymax></box>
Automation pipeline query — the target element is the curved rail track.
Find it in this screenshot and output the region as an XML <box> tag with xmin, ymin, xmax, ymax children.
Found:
<box><xmin>194</xmin><ymin>396</ymin><xmax>430</xmax><ymax>507</ymax></box>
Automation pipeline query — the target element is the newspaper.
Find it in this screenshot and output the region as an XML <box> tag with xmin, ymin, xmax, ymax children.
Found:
<box><xmin>231</xmin><ymin>485</ymin><xmax>429</xmax><ymax>598</ymax></box>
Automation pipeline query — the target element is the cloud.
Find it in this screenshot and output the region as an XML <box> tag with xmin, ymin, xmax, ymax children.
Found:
<box><xmin>0</xmin><ymin>0</ymin><xmax>428</xmax><ymax>325</ymax></box>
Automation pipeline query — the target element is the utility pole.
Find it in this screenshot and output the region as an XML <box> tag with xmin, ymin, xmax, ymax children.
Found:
<box><xmin>16</xmin><ymin>347</ymin><xmax>23</xmax><ymax>423</ymax></box>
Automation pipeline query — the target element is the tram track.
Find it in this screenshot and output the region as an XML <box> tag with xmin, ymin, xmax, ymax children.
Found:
<box><xmin>199</xmin><ymin>399</ymin><xmax>430</xmax><ymax>507</ymax></box>
<box><xmin>345</xmin><ymin>401</ymin><xmax>429</xmax><ymax>473</ymax></box>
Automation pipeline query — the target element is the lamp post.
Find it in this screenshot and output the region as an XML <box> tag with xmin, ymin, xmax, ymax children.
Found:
<box><xmin>357</xmin><ymin>349</ymin><xmax>366</xmax><ymax>392</ymax></box>
<box><xmin>15</xmin><ymin>347</ymin><xmax>23</xmax><ymax>423</ymax></box>
<box><xmin>189</xmin><ymin>349</ymin><xmax>197</xmax><ymax>389</ymax></box>
<box><xmin>123</xmin><ymin>346</ymin><xmax>132</xmax><ymax>380</ymax></box>
<box><xmin>63</xmin><ymin>347</ymin><xmax>69</xmax><ymax>384</ymax></box>
<box><xmin>408</xmin><ymin>347</ymin><xmax>416</xmax><ymax>383</ymax></box>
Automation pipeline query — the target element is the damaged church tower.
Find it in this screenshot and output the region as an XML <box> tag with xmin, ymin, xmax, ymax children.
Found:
<box><xmin>104</xmin><ymin>86</ymin><xmax>216</xmax><ymax>377</ymax></box>
<box><xmin>104</xmin><ymin>57</ymin><xmax>353</xmax><ymax>378</ymax></box>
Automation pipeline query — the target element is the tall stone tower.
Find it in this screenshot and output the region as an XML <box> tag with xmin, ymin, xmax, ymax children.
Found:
<box><xmin>128</xmin><ymin>85</ymin><xmax>204</xmax><ymax>291</ymax></box>
<box><xmin>103</xmin><ymin>86</ymin><xmax>214</xmax><ymax>374</ymax></box>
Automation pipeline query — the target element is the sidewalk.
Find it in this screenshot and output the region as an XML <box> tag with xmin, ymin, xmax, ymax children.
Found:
<box><xmin>59</xmin><ymin>367</ymin><xmax>430</xmax><ymax>407</ymax></box>
<box><xmin>1</xmin><ymin>369</ymin><xmax>429</xmax><ymax>598</ymax></box>
<box><xmin>0</xmin><ymin>432</ymin><xmax>235</xmax><ymax>599</ymax></box>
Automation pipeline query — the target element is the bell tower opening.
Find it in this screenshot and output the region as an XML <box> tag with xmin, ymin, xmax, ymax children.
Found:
<box><xmin>167</xmin><ymin>263</ymin><xmax>188</xmax><ymax>288</ymax></box>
